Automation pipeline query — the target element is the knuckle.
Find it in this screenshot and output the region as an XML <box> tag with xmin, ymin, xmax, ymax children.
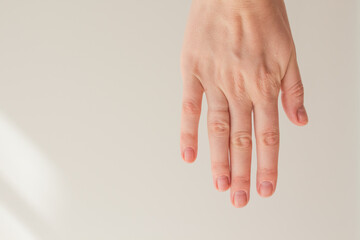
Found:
<box><xmin>182</xmin><ymin>100</ymin><xmax>201</xmax><ymax>115</ymax></box>
<box><xmin>261</xmin><ymin>131</ymin><xmax>280</xmax><ymax>146</ymax></box>
<box><xmin>233</xmin><ymin>73</ymin><xmax>246</xmax><ymax>93</ymax></box>
<box><xmin>257</xmin><ymin>70</ymin><xmax>280</xmax><ymax>100</ymax></box>
<box><xmin>258</xmin><ymin>168</ymin><xmax>278</xmax><ymax>178</ymax></box>
<box><xmin>208</xmin><ymin>120</ymin><xmax>230</xmax><ymax>137</ymax></box>
<box><xmin>211</xmin><ymin>161</ymin><xmax>229</xmax><ymax>174</ymax></box>
<box><xmin>180</xmin><ymin>51</ymin><xmax>194</xmax><ymax>69</ymax></box>
<box><xmin>180</xmin><ymin>54</ymin><xmax>200</xmax><ymax>78</ymax></box>
<box><xmin>231</xmin><ymin>131</ymin><xmax>252</xmax><ymax>149</ymax></box>
<box><xmin>232</xmin><ymin>91</ymin><xmax>251</xmax><ymax>104</ymax></box>
<box><xmin>231</xmin><ymin>176</ymin><xmax>251</xmax><ymax>186</ymax></box>
<box><xmin>180</xmin><ymin>132</ymin><xmax>197</xmax><ymax>143</ymax></box>
<box><xmin>288</xmin><ymin>81</ymin><xmax>304</xmax><ymax>98</ymax></box>
<box><xmin>231</xmin><ymin>73</ymin><xmax>252</xmax><ymax>104</ymax></box>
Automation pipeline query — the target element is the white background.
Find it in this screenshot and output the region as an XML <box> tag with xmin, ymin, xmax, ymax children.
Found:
<box><xmin>0</xmin><ymin>0</ymin><xmax>359</xmax><ymax>239</ymax></box>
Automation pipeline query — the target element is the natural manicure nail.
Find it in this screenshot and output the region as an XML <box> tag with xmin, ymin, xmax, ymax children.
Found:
<box><xmin>259</xmin><ymin>181</ymin><xmax>274</xmax><ymax>197</ymax></box>
<box><xmin>233</xmin><ymin>191</ymin><xmax>248</xmax><ymax>208</ymax></box>
<box><xmin>297</xmin><ymin>106</ymin><xmax>308</xmax><ymax>124</ymax></box>
<box><xmin>184</xmin><ymin>148</ymin><xmax>195</xmax><ymax>162</ymax></box>
<box><xmin>216</xmin><ymin>176</ymin><xmax>229</xmax><ymax>191</ymax></box>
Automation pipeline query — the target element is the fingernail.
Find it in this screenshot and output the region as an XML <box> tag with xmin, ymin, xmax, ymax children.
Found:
<box><xmin>297</xmin><ymin>106</ymin><xmax>308</xmax><ymax>124</ymax></box>
<box><xmin>216</xmin><ymin>176</ymin><xmax>229</xmax><ymax>192</ymax></box>
<box><xmin>259</xmin><ymin>181</ymin><xmax>274</xmax><ymax>197</ymax></box>
<box><xmin>183</xmin><ymin>148</ymin><xmax>195</xmax><ymax>162</ymax></box>
<box><xmin>233</xmin><ymin>191</ymin><xmax>248</xmax><ymax>208</ymax></box>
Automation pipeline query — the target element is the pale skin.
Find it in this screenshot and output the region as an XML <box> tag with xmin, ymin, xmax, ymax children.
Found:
<box><xmin>180</xmin><ymin>0</ymin><xmax>308</xmax><ymax>208</ymax></box>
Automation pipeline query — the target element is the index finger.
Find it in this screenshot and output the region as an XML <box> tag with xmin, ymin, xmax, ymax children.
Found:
<box><xmin>180</xmin><ymin>75</ymin><xmax>204</xmax><ymax>163</ymax></box>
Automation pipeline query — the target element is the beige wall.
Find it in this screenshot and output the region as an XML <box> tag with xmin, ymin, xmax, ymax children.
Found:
<box><xmin>0</xmin><ymin>0</ymin><xmax>358</xmax><ymax>239</ymax></box>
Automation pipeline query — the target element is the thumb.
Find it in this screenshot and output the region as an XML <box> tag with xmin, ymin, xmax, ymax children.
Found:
<box><xmin>281</xmin><ymin>54</ymin><xmax>309</xmax><ymax>126</ymax></box>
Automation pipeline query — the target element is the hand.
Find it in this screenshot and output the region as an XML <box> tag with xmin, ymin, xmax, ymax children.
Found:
<box><xmin>180</xmin><ymin>0</ymin><xmax>308</xmax><ymax>208</ymax></box>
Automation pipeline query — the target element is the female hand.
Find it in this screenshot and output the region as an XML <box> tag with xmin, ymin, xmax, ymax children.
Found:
<box><xmin>180</xmin><ymin>0</ymin><xmax>308</xmax><ymax>208</ymax></box>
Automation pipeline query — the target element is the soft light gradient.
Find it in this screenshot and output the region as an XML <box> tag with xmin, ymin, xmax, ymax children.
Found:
<box><xmin>0</xmin><ymin>0</ymin><xmax>359</xmax><ymax>239</ymax></box>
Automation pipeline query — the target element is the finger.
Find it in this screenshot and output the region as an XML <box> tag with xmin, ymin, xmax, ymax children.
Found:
<box><xmin>281</xmin><ymin>54</ymin><xmax>308</xmax><ymax>126</ymax></box>
<box><xmin>253</xmin><ymin>101</ymin><xmax>279</xmax><ymax>198</ymax></box>
<box><xmin>228</xmin><ymin>98</ymin><xmax>253</xmax><ymax>208</ymax></box>
<box><xmin>180</xmin><ymin>76</ymin><xmax>204</xmax><ymax>163</ymax></box>
<box><xmin>206</xmin><ymin>87</ymin><xmax>231</xmax><ymax>192</ymax></box>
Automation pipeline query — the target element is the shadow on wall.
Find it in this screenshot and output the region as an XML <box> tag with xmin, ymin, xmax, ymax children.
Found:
<box><xmin>0</xmin><ymin>112</ymin><xmax>63</xmax><ymax>240</ymax></box>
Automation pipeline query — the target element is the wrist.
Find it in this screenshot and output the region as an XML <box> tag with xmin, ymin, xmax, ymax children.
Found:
<box><xmin>213</xmin><ymin>0</ymin><xmax>284</xmax><ymax>11</ymax></box>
